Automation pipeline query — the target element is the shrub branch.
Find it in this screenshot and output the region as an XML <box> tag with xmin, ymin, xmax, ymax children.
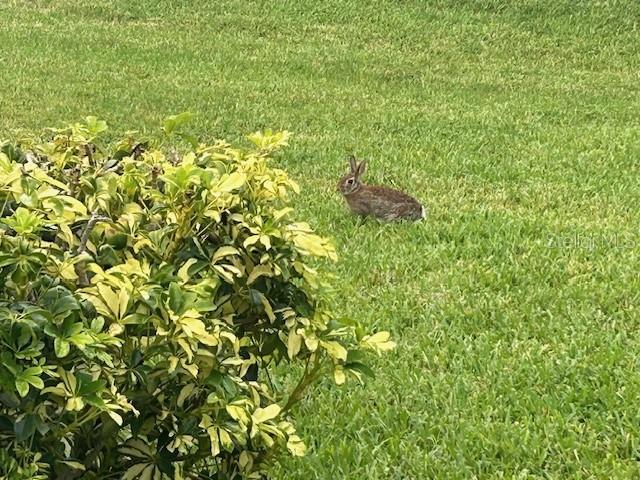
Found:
<box><xmin>283</xmin><ymin>354</ymin><xmax>325</xmax><ymax>413</ymax></box>
<box><xmin>77</xmin><ymin>210</ymin><xmax>109</xmax><ymax>255</ymax></box>
<box><xmin>75</xmin><ymin>210</ymin><xmax>109</xmax><ymax>285</ymax></box>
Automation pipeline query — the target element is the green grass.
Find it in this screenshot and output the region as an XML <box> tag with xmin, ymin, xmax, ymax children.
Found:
<box><xmin>3</xmin><ymin>0</ymin><xmax>640</xmax><ymax>477</ymax></box>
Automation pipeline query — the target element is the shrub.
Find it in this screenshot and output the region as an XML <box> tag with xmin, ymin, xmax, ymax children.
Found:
<box><xmin>0</xmin><ymin>116</ymin><xmax>394</xmax><ymax>479</ymax></box>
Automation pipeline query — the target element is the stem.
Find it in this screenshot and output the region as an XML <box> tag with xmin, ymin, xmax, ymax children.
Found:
<box><xmin>263</xmin><ymin>361</ymin><xmax>274</xmax><ymax>391</ymax></box>
<box><xmin>56</xmin><ymin>409</ymin><xmax>101</xmax><ymax>438</ymax></box>
<box><xmin>282</xmin><ymin>354</ymin><xmax>324</xmax><ymax>413</ymax></box>
<box><xmin>75</xmin><ymin>210</ymin><xmax>109</xmax><ymax>286</ymax></box>
<box><xmin>77</xmin><ymin>210</ymin><xmax>109</xmax><ymax>255</ymax></box>
<box><xmin>68</xmin><ymin>167</ymin><xmax>80</xmax><ymax>198</ymax></box>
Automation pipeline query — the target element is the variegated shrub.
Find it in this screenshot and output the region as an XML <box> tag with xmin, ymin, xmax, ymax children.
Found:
<box><xmin>0</xmin><ymin>116</ymin><xmax>394</xmax><ymax>479</ymax></box>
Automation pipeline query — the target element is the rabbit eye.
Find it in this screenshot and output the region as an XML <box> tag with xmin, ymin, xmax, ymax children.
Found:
<box><xmin>347</xmin><ymin>179</ymin><xmax>354</xmax><ymax>185</ymax></box>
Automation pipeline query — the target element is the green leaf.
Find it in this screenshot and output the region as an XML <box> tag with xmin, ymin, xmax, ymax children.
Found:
<box><xmin>41</xmin><ymin>286</ymin><xmax>81</xmax><ymax>319</ymax></box>
<box><xmin>344</xmin><ymin>361</ymin><xmax>375</xmax><ymax>379</ymax></box>
<box><xmin>2</xmin><ymin>207</ymin><xmax>43</xmax><ymax>234</ymax></box>
<box><xmin>163</xmin><ymin>111</ymin><xmax>194</xmax><ymax>135</ymax></box>
<box><xmin>168</xmin><ymin>282</ymin><xmax>185</xmax><ymax>313</ymax></box>
<box><xmin>85</xmin><ymin>116</ymin><xmax>108</xmax><ymax>135</ymax></box>
<box><xmin>176</xmin><ymin>131</ymin><xmax>199</xmax><ymax>149</ymax></box>
<box><xmin>14</xmin><ymin>414</ymin><xmax>37</xmax><ymax>441</ymax></box>
<box><xmin>76</xmin><ymin>373</ymin><xmax>106</xmax><ymax>396</ymax></box>
<box><xmin>25</xmin><ymin>375</ymin><xmax>44</xmax><ymax>390</ymax></box>
<box><xmin>15</xmin><ymin>379</ymin><xmax>29</xmax><ymax>397</ymax></box>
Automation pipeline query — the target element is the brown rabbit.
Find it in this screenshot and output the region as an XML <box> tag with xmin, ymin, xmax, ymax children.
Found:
<box><xmin>337</xmin><ymin>155</ymin><xmax>425</xmax><ymax>221</ymax></box>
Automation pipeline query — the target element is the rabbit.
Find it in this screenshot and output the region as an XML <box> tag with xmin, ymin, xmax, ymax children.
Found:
<box><xmin>337</xmin><ymin>155</ymin><xmax>425</xmax><ymax>222</ymax></box>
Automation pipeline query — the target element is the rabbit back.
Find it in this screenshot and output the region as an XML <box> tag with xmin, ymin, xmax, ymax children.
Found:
<box><xmin>346</xmin><ymin>185</ymin><xmax>424</xmax><ymax>221</ymax></box>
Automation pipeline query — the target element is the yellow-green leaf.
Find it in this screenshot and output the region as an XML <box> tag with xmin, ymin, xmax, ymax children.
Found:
<box><xmin>177</xmin><ymin>383</ymin><xmax>196</xmax><ymax>408</ymax></box>
<box><xmin>219</xmin><ymin>428</ymin><xmax>234</xmax><ymax>451</ymax></box>
<box><xmin>365</xmin><ymin>331</ymin><xmax>391</xmax><ymax>344</ymax></box>
<box><xmin>252</xmin><ymin>404</ymin><xmax>281</xmax><ymax>425</ymax></box>
<box><xmin>320</xmin><ymin>340</ymin><xmax>348</xmax><ymax>362</ymax></box>
<box><xmin>213</xmin><ymin>265</ymin><xmax>236</xmax><ymax>283</ymax></box>
<box><xmin>168</xmin><ymin>356</ymin><xmax>179</xmax><ymax>373</ymax></box>
<box><xmin>30</xmin><ymin>168</ymin><xmax>69</xmax><ymax>191</ymax></box>
<box><xmin>59</xmin><ymin>461</ymin><xmax>85</xmax><ymax>471</ymax></box>
<box><xmin>61</xmin><ymin>195</ymin><xmax>88</xmax><ymax>215</ymax></box>
<box><xmin>287</xmin><ymin>330</ymin><xmax>302</xmax><ymax>359</ymax></box>
<box><xmin>177</xmin><ymin>258</ymin><xmax>198</xmax><ymax>282</ymax></box>
<box><xmin>273</xmin><ymin>207</ymin><xmax>294</xmax><ymax>221</ymax></box>
<box><xmin>293</xmin><ymin>232</ymin><xmax>337</xmax><ymax>260</ymax></box>
<box><xmin>304</xmin><ymin>333</ymin><xmax>319</xmax><ymax>352</ymax></box>
<box><xmin>260</xmin><ymin>294</ymin><xmax>275</xmax><ymax>322</ymax></box>
<box><xmin>181</xmin><ymin>361</ymin><xmax>199</xmax><ymax>378</ymax></box>
<box><xmin>179</xmin><ymin>316</ymin><xmax>207</xmax><ymax>337</ymax></box>
<box><xmin>286</xmin><ymin>435</ymin><xmax>307</xmax><ymax>457</ymax></box>
<box><xmin>208</xmin><ymin>427</ymin><xmax>220</xmax><ymax>456</ymax></box>
<box><xmin>362</xmin><ymin>331</ymin><xmax>397</xmax><ymax>353</ymax></box>
<box><xmin>243</xmin><ymin>234</ymin><xmax>261</xmax><ymax>248</ymax></box>
<box><xmin>239</xmin><ymin>451</ymin><xmax>253</xmax><ymax>471</ymax></box>
<box><xmin>216</xmin><ymin>171</ymin><xmax>246</xmax><ymax>192</ymax></box>
<box><xmin>122</xmin><ymin>463</ymin><xmax>147</xmax><ymax>480</ymax></box>
<box><xmin>118</xmin><ymin>288</ymin><xmax>129</xmax><ymax>320</ymax></box>
<box><xmin>140</xmin><ymin>464</ymin><xmax>156</xmax><ymax>480</ymax></box>
<box><xmin>247</xmin><ymin>265</ymin><xmax>272</xmax><ymax>285</ymax></box>
<box><xmin>177</xmin><ymin>338</ymin><xmax>193</xmax><ymax>362</ymax></box>
<box><xmin>213</xmin><ymin>246</ymin><xmax>240</xmax><ymax>262</ymax></box>
<box><xmin>97</xmin><ymin>284</ymin><xmax>119</xmax><ymax>318</ymax></box>
<box><xmin>226</xmin><ymin>405</ymin><xmax>250</xmax><ymax>426</ymax></box>
<box><xmin>108</xmin><ymin>411</ymin><xmax>123</xmax><ymax>426</ymax></box>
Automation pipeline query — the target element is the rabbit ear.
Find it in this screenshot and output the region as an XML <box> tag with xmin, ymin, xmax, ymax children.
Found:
<box><xmin>355</xmin><ymin>159</ymin><xmax>367</xmax><ymax>179</ymax></box>
<box><xmin>348</xmin><ymin>155</ymin><xmax>357</xmax><ymax>173</ymax></box>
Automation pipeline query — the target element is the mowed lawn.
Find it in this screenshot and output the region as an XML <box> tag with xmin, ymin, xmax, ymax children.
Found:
<box><xmin>2</xmin><ymin>0</ymin><xmax>640</xmax><ymax>478</ymax></box>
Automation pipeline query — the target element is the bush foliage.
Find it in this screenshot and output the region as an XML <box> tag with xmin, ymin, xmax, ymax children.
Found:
<box><xmin>0</xmin><ymin>117</ymin><xmax>394</xmax><ymax>479</ymax></box>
